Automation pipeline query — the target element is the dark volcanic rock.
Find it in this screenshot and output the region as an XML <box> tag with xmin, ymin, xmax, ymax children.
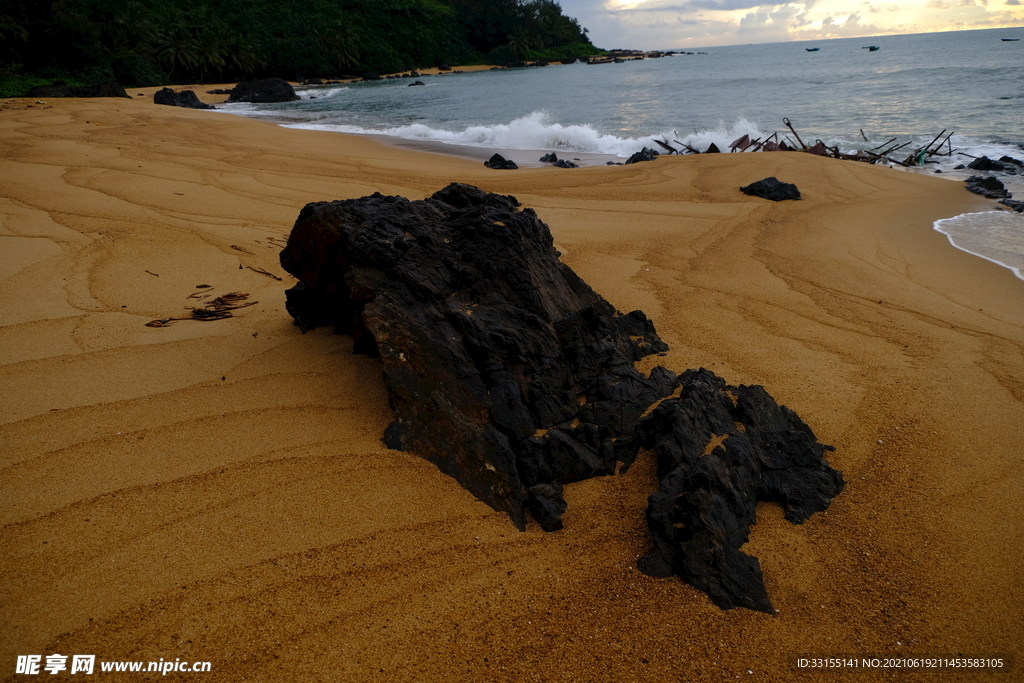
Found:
<box><xmin>967</xmin><ymin>156</ymin><xmax>1006</xmax><ymax>172</ymax></box>
<box><xmin>408</xmin><ymin>81</ymin><xmax>425</xmax><ymax>86</ymax></box>
<box><xmin>705</xmin><ymin>142</ymin><xmax>721</xmax><ymax>153</ymax></box>
<box><xmin>26</xmin><ymin>80</ymin><xmax>130</xmax><ymax>98</ymax></box>
<box><xmin>624</xmin><ymin>147</ymin><xmax>658</xmax><ymax>164</ymax></box>
<box><xmin>362</xmin><ymin>72</ymin><xmax>381</xmax><ymax>81</ymax></box>
<box><xmin>154</xmin><ymin>88</ymin><xmax>215</xmax><ymax>110</ymax></box>
<box><xmin>227</xmin><ymin>78</ymin><xmax>300</xmax><ymax>103</ymax></box>
<box><xmin>999</xmin><ymin>199</ymin><xmax>1024</xmax><ymax>212</ymax></box>
<box><xmin>967</xmin><ymin>155</ymin><xmax>1021</xmax><ymax>174</ymax></box>
<box><xmin>636</xmin><ymin>368</ymin><xmax>844</xmax><ymax>614</ymax></box>
<box><xmin>279</xmin><ymin>183</ymin><xmax>676</xmax><ymax>530</ymax></box>
<box><xmin>965</xmin><ymin>175</ymin><xmax>1010</xmax><ymax>199</ymax></box>
<box><xmin>554</xmin><ymin>159</ymin><xmax>578</xmax><ymax>168</ymax></box>
<box><xmin>740</xmin><ymin>177</ymin><xmax>802</xmax><ymax>201</ymax></box>
<box><xmin>484</xmin><ymin>153</ymin><xmax>518</xmax><ymax>170</ymax></box>
<box><xmin>539</xmin><ymin>152</ymin><xmax>558</xmax><ymax>163</ymax></box>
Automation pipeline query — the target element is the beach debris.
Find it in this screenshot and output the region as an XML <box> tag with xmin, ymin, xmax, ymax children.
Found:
<box><xmin>653</xmin><ymin>139</ymin><xmax>679</xmax><ymax>154</ymax></box>
<box><xmin>145</xmin><ymin>270</ymin><xmax>159</xmax><ymax>277</ymax></box>
<box><xmin>145</xmin><ymin>292</ymin><xmax>255</xmax><ymax>327</ymax></box>
<box><xmin>153</xmin><ymin>87</ymin><xmax>216</xmax><ymax>110</ymax></box>
<box><xmin>278</xmin><ymin>184</ymin><xmax>843</xmax><ymax>612</ymax></box>
<box><xmin>246</xmin><ymin>265</ymin><xmax>283</xmax><ymax>280</ymax></box>
<box><xmin>227</xmin><ymin>78</ymin><xmax>299</xmax><ymax>103</ymax></box>
<box><xmin>740</xmin><ymin>177</ymin><xmax>802</xmax><ymax>201</ymax></box>
<box><xmin>729</xmin><ymin>134</ymin><xmax>752</xmax><ymax>152</ymax></box>
<box><xmin>484</xmin><ymin>153</ymin><xmax>519</xmax><ymax>170</ymax></box>
<box><xmin>231</xmin><ymin>244</ymin><xmax>255</xmax><ymax>254</ymax></box>
<box><xmin>636</xmin><ymin>368</ymin><xmax>844</xmax><ymax>614</ymax></box>
<box><xmin>965</xmin><ymin>175</ymin><xmax>1011</xmax><ymax>199</ymax></box>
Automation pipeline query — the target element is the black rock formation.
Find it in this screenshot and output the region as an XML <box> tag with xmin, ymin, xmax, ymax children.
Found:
<box><xmin>554</xmin><ymin>159</ymin><xmax>579</xmax><ymax>168</ymax></box>
<box><xmin>227</xmin><ymin>78</ymin><xmax>300</xmax><ymax>103</ymax></box>
<box><xmin>279</xmin><ymin>183</ymin><xmax>677</xmax><ymax>531</ymax></box>
<box><xmin>206</xmin><ymin>88</ymin><xmax>232</xmax><ymax>95</ymax></box>
<box><xmin>999</xmin><ymin>199</ymin><xmax>1024</xmax><ymax>212</ymax></box>
<box><xmin>153</xmin><ymin>88</ymin><xmax>215</xmax><ymax>110</ymax></box>
<box><xmin>484</xmin><ymin>153</ymin><xmax>519</xmax><ymax>170</ymax></box>
<box><xmin>625</xmin><ymin>147</ymin><xmax>659</xmax><ymax>164</ymax></box>
<box><xmin>965</xmin><ymin>175</ymin><xmax>1010</xmax><ymax>199</ymax></box>
<box><xmin>740</xmin><ymin>177</ymin><xmax>802</xmax><ymax>201</ymax></box>
<box><xmin>636</xmin><ymin>368</ymin><xmax>844</xmax><ymax>614</ymax></box>
<box><xmin>967</xmin><ymin>156</ymin><xmax>1022</xmax><ymax>174</ymax></box>
<box><xmin>26</xmin><ymin>80</ymin><xmax>130</xmax><ymax>98</ymax></box>
<box><xmin>362</xmin><ymin>72</ymin><xmax>381</xmax><ymax>81</ymax></box>
<box><xmin>540</xmin><ymin>152</ymin><xmax>558</xmax><ymax>163</ymax></box>
<box><xmin>705</xmin><ymin>143</ymin><xmax>721</xmax><ymax>153</ymax></box>
<box><xmin>278</xmin><ymin>184</ymin><xmax>843</xmax><ymax>613</ymax></box>
<box><xmin>408</xmin><ymin>81</ymin><xmax>425</xmax><ymax>86</ymax></box>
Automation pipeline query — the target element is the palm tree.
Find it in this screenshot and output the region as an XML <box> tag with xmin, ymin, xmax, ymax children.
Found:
<box><xmin>317</xmin><ymin>23</ymin><xmax>360</xmax><ymax>74</ymax></box>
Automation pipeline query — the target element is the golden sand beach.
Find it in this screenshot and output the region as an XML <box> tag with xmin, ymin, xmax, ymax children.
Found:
<box><xmin>1</xmin><ymin>89</ymin><xmax>1021</xmax><ymax>682</ymax></box>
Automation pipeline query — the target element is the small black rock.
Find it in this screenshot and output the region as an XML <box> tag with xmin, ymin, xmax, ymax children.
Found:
<box><xmin>740</xmin><ymin>177</ymin><xmax>802</xmax><ymax>201</ymax></box>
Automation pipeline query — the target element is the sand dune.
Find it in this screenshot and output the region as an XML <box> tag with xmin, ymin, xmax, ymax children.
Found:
<box><xmin>1</xmin><ymin>93</ymin><xmax>1021</xmax><ymax>681</ymax></box>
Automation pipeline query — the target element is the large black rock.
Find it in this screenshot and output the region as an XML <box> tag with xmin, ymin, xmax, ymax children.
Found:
<box><xmin>154</xmin><ymin>88</ymin><xmax>215</xmax><ymax>110</ymax></box>
<box><xmin>965</xmin><ymin>175</ymin><xmax>1010</xmax><ymax>199</ymax></box>
<box><xmin>278</xmin><ymin>184</ymin><xmax>843</xmax><ymax>613</ymax></box>
<box><xmin>227</xmin><ymin>78</ymin><xmax>300</xmax><ymax>103</ymax></box>
<box><xmin>280</xmin><ymin>183</ymin><xmax>676</xmax><ymax>530</ymax></box>
<box><xmin>636</xmin><ymin>368</ymin><xmax>844</xmax><ymax>614</ymax></box>
<box><xmin>740</xmin><ymin>177</ymin><xmax>802</xmax><ymax>201</ymax></box>
<box><xmin>484</xmin><ymin>153</ymin><xmax>519</xmax><ymax>170</ymax></box>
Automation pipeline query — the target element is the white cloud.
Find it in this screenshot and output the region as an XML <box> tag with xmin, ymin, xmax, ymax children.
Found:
<box><xmin>559</xmin><ymin>0</ymin><xmax>1024</xmax><ymax>48</ymax></box>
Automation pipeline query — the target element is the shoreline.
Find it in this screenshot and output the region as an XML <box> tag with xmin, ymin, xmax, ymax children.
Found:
<box><xmin>1</xmin><ymin>94</ymin><xmax>1021</xmax><ymax>682</ymax></box>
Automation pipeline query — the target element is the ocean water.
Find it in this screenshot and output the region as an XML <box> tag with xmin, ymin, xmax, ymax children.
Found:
<box><xmin>221</xmin><ymin>26</ymin><xmax>1024</xmax><ymax>280</ymax></box>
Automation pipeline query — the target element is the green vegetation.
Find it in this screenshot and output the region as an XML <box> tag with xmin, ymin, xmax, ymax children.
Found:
<box><xmin>0</xmin><ymin>0</ymin><xmax>599</xmax><ymax>95</ymax></box>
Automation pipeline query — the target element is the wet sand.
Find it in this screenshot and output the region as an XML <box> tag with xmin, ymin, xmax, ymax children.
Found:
<box><xmin>1</xmin><ymin>92</ymin><xmax>1021</xmax><ymax>682</ymax></box>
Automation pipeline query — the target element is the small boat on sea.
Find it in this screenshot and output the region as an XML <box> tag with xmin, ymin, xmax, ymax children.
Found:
<box><xmin>806</xmin><ymin>47</ymin><xmax>819</xmax><ymax>52</ymax></box>
<box><xmin>1002</xmin><ymin>38</ymin><xmax>1020</xmax><ymax>41</ymax></box>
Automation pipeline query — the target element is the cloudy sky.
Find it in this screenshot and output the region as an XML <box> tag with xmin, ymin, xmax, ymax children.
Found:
<box><xmin>558</xmin><ymin>0</ymin><xmax>1024</xmax><ymax>49</ymax></box>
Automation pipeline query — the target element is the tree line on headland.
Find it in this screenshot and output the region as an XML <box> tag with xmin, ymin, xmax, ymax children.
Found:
<box><xmin>0</xmin><ymin>0</ymin><xmax>600</xmax><ymax>97</ymax></box>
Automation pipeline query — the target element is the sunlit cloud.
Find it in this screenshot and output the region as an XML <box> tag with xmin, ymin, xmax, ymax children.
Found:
<box><xmin>562</xmin><ymin>0</ymin><xmax>1024</xmax><ymax>48</ymax></box>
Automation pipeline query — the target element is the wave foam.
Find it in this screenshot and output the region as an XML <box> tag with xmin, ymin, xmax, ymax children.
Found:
<box><xmin>933</xmin><ymin>211</ymin><xmax>1024</xmax><ymax>281</ymax></box>
<box><xmin>285</xmin><ymin>112</ymin><xmax>772</xmax><ymax>157</ymax></box>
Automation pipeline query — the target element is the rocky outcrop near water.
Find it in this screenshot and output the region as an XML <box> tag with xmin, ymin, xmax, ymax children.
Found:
<box><xmin>965</xmin><ymin>175</ymin><xmax>1011</xmax><ymax>199</ymax></box>
<box><xmin>278</xmin><ymin>183</ymin><xmax>843</xmax><ymax>611</ymax></box>
<box><xmin>153</xmin><ymin>88</ymin><xmax>215</xmax><ymax>110</ymax></box>
<box><xmin>227</xmin><ymin>78</ymin><xmax>300</xmax><ymax>103</ymax></box>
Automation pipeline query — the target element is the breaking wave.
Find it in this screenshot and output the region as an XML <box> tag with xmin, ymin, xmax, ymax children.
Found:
<box><xmin>933</xmin><ymin>211</ymin><xmax>1024</xmax><ymax>281</ymax></box>
<box><xmin>283</xmin><ymin>112</ymin><xmax>773</xmax><ymax>157</ymax></box>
